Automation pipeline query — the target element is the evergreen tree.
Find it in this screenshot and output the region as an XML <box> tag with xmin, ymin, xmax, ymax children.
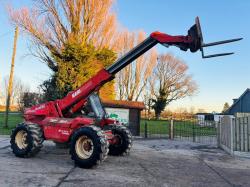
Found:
<box><xmin>222</xmin><ymin>102</ymin><xmax>230</xmax><ymax>113</ymax></box>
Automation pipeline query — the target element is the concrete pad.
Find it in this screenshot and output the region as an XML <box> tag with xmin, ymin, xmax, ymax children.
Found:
<box><xmin>0</xmin><ymin>138</ymin><xmax>250</xmax><ymax>187</ymax></box>
<box><xmin>0</xmin><ymin>136</ymin><xmax>10</xmax><ymax>149</ymax></box>
<box><xmin>0</xmin><ymin>141</ymin><xmax>73</xmax><ymax>187</ymax></box>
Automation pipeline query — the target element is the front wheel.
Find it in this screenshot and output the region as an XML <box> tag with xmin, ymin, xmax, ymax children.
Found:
<box><xmin>70</xmin><ymin>126</ymin><xmax>109</xmax><ymax>168</ymax></box>
<box><xmin>10</xmin><ymin>123</ymin><xmax>44</xmax><ymax>158</ymax></box>
<box><xmin>108</xmin><ymin>125</ymin><xmax>133</xmax><ymax>156</ymax></box>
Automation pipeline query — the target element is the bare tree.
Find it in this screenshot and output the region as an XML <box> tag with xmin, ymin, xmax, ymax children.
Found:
<box><xmin>150</xmin><ymin>54</ymin><xmax>198</xmax><ymax>119</ymax></box>
<box><xmin>116</xmin><ymin>30</ymin><xmax>157</xmax><ymax>101</ymax></box>
<box><xmin>18</xmin><ymin>91</ymin><xmax>44</xmax><ymax>113</ymax></box>
<box><xmin>1</xmin><ymin>76</ymin><xmax>29</xmax><ymax>107</ymax></box>
<box><xmin>142</xmin><ymin>86</ymin><xmax>153</xmax><ymax>119</ymax></box>
<box><xmin>189</xmin><ymin>106</ymin><xmax>196</xmax><ymax>114</ymax></box>
<box><xmin>8</xmin><ymin>0</ymin><xmax>118</xmax><ymax>71</ymax></box>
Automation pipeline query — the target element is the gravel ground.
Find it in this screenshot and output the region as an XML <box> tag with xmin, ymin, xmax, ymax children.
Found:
<box><xmin>0</xmin><ymin>137</ymin><xmax>250</xmax><ymax>187</ymax></box>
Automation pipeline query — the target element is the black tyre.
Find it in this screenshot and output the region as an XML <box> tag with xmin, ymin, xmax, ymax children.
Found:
<box><xmin>70</xmin><ymin>126</ymin><xmax>109</xmax><ymax>168</ymax></box>
<box><xmin>10</xmin><ymin>123</ymin><xmax>44</xmax><ymax>158</ymax></box>
<box><xmin>108</xmin><ymin>125</ymin><xmax>132</xmax><ymax>156</ymax></box>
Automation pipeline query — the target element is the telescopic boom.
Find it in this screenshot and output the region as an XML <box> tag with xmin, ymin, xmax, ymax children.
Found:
<box><xmin>26</xmin><ymin>17</ymin><xmax>242</xmax><ymax>117</ymax></box>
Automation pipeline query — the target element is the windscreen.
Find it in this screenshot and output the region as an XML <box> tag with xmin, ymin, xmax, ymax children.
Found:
<box><xmin>88</xmin><ymin>93</ymin><xmax>106</xmax><ymax>119</ymax></box>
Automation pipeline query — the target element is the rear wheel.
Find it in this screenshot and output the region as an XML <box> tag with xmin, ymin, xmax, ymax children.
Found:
<box><xmin>10</xmin><ymin>123</ymin><xmax>44</xmax><ymax>158</ymax></box>
<box><xmin>108</xmin><ymin>125</ymin><xmax>132</xmax><ymax>156</ymax></box>
<box><xmin>70</xmin><ymin>126</ymin><xmax>109</xmax><ymax>168</ymax></box>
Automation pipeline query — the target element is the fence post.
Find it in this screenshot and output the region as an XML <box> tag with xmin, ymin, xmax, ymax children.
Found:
<box><xmin>144</xmin><ymin>121</ymin><xmax>148</xmax><ymax>138</ymax></box>
<box><xmin>217</xmin><ymin>119</ymin><xmax>221</xmax><ymax>148</ymax></box>
<box><xmin>192</xmin><ymin>123</ymin><xmax>196</xmax><ymax>142</ymax></box>
<box><xmin>169</xmin><ymin>119</ymin><xmax>174</xmax><ymax>140</ymax></box>
<box><xmin>230</xmin><ymin>118</ymin><xmax>235</xmax><ymax>154</ymax></box>
<box><xmin>248</xmin><ymin>117</ymin><xmax>250</xmax><ymax>152</ymax></box>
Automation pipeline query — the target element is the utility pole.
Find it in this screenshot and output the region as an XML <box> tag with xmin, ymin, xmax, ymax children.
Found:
<box><xmin>4</xmin><ymin>27</ymin><xmax>18</xmax><ymax>128</ymax></box>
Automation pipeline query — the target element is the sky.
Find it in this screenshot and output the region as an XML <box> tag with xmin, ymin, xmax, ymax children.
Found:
<box><xmin>0</xmin><ymin>0</ymin><xmax>250</xmax><ymax>113</ymax></box>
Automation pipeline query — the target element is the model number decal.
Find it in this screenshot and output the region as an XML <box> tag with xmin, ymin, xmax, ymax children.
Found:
<box><xmin>35</xmin><ymin>104</ymin><xmax>45</xmax><ymax>110</ymax></box>
<box><xmin>58</xmin><ymin>129</ymin><xmax>70</xmax><ymax>135</ymax></box>
<box><xmin>49</xmin><ymin>119</ymin><xmax>71</xmax><ymax>123</ymax></box>
<box><xmin>72</xmin><ymin>89</ymin><xmax>81</xmax><ymax>98</ymax></box>
<box><xmin>71</xmin><ymin>81</ymin><xmax>93</xmax><ymax>98</ymax></box>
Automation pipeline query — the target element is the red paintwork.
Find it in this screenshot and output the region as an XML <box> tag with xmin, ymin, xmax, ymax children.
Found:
<box><xmin>57</xmin><ymin>69</ymin><xmax>113</xmax><ymax>113</ymax></box>
<box><xmin>24</xmin><ymin>69</ymin><xmax>116</xmax><ymax>144</ymax></box>
<box><xmin>150</xmin><ymin>31</ymin><xmax>192</xmax><ymax>44</ymax></box>
<box><xmin>42</xmin><ymin>117</ymin><xmax>94</xmax><ymax>142</ymax></box>
<box><xmin>99</xmin><ymin>118</ymin><xmax>117</xmax><ymax>128</ymax></box>
<box><xmin>23</xmin><ymin>31</ymin><xmax>193</xmax><ymax>145</ymax></box>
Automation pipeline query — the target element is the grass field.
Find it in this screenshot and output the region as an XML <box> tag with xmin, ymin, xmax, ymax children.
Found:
<box><xmin>0</xmin><ymin>113</ymin><xmax>23</xmax><ymax>135</ymax></box>
<box><xmin>140</xmin><ymin>119</ymin><xmax>217</xmax><ymax>137</ymax></box>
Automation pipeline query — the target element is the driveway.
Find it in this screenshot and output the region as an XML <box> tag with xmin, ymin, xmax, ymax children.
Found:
<box><xmin>0</xmin><ymin>136</ymin><xmax>250</xmax><ymax>187</ymax></box>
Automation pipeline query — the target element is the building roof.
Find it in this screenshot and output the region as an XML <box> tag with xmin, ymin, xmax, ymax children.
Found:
<box><xmin>196</xmin><ymin>113</ymin><xmax>215</xmax><ymax>115</ymax></box>
<box><xmin>195</xmin><ymin>113</ymin><xmax>228</xmax><ymax>115</ymax></box>
<box><xmin>225</xmin><ymin>88</ymin><xmax>250</xmax><ymax>113</ymax></box>
<box><xmin>101</xmin><ymin>99</ymin><xmax>145</xmax><ymax>110</ymax></box>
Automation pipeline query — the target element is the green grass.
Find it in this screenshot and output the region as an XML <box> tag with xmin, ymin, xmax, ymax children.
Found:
<box><xmin>0</xmin><ymin>113</ymin><xmax>23</xmax><ymax>135</ymax></box>
<box><xmin>140</xmin><ymin>119</ymin><xmax>216</xmax><ymax>137</ymax></box>
<box><xmin>140</xmin><ymin>119</ymin><xmax>170</xmax><ymax>135</ymax></box>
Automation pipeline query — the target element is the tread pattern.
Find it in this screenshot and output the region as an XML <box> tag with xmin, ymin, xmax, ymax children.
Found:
<box><xmin>70</xmin><ymin>125</ymin><xmax>109</xmax><ymax>168</ymax></box>
<box><xmin>108</xmin><ymin>125</ymin><xmax>133</xmax><ymax>156</ymax></box>
<box><xmin>10</xmin><ymin>123</ymin><xmax>44</xmax><ymax>158</ymax></box>
<box><xmin>89</xmin><ymin>125</ymin><xmax>109</xmax><ymax>162</ymax></box>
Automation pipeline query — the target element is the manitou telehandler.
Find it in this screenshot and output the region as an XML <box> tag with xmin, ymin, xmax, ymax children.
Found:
<box><xmin>10</xmin><ymin>17</ymin><xmax>242</xmax><ymax>168</ymax></box>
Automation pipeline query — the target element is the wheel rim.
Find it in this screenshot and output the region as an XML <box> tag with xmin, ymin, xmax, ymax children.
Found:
<box><xmin>15</xmin><ymin>130</ymin><xmax>28</xmax><ymax>149</ymax></box>
<box><xmin>113</xmin><ymin>134</ymin><xmax>123</xmax><ymax>147</ymax></box>
<box><xmin>75</xmin><ymin>136</ymin><xmax>93</xmax><ymax>159</ymax></box>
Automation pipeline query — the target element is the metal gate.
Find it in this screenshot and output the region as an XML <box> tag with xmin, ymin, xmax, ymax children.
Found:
<box><xmin>174</xmin><ymin>118</ymin><xmax>217</xmax><ymax>145</ymax></box>
<box><xmin>141</xmin><ymin>118</ymin><xmax>217</xmax><ymax>145</ymax></box>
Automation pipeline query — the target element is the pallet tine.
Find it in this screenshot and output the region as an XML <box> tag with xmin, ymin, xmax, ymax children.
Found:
<box><xmin>202</xmin><ymin>52</ymin><xmax>234</xmax><ymax>59</ymax></box>
<box><xmin>202</xmin><ymin>38</ymin><xmax>243</xmax><ymax>47</ymax></box>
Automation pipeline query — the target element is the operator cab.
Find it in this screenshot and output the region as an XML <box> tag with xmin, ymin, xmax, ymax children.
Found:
<box><xmin>81</xmin><ymin>93</ymin><xmax>108</xmax><ymax>122</ymax></box>
<box><xmin>88</xmin><ymin>93</ymin><xmax>107</xmax><ymax>120</ymax></box>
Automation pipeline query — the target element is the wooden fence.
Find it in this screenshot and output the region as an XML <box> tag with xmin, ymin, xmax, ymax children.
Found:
<box><xmin>218</xmin><ymin>116</ymin><xmax>250</xmax><ymax>157</ymax></box>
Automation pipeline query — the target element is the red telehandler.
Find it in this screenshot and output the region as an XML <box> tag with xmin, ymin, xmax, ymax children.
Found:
<box><xmin>10</xmin><ymin>17</ymin><xmax>241</xmax><ymax>168</ymax></box>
